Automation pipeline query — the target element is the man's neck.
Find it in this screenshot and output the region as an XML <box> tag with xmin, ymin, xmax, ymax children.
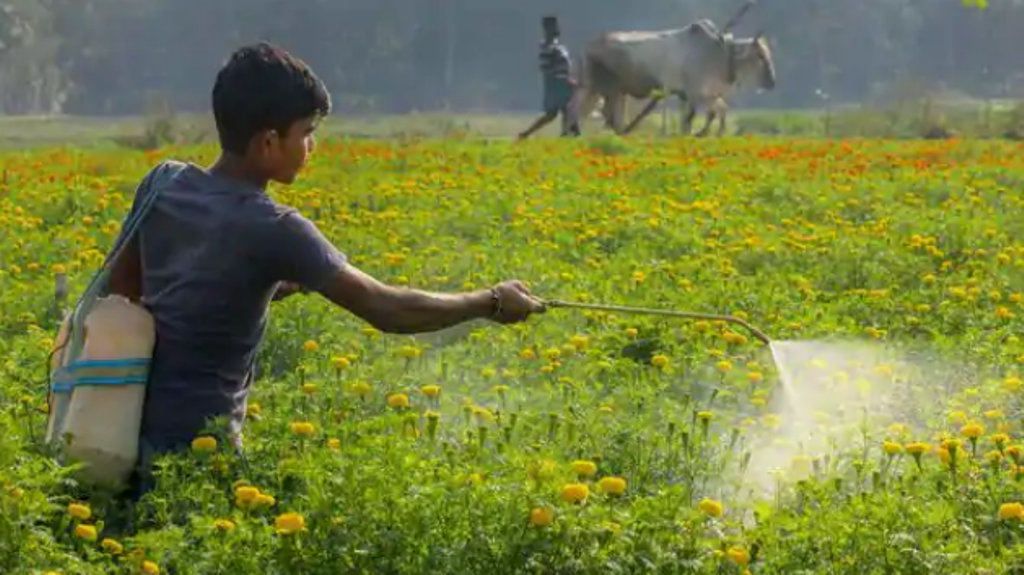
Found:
<box><xmin>208</xmin><ymin>154</ymin><xmax>270</xmax><ymax>190</ymax></box>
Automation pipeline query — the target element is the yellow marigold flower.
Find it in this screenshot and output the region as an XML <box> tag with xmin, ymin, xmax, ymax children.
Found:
<box><xmin>331</xmin><ymin>356</ymin><xmax>351</xmax><ymax>370</ymax></box>
<box><xmin>74</xmin><ymin>524</ymin><xmax>97</xmax><ymax>541</ymax></box>
<box><xmin>715</xmin><ymin>361</ymin><xmax>733</xmax><ymax>373</ymax></box>
<box><xmin>882</xmin><ymin>441</ymin><xmax>903</xmax><ymax>456</ymax></box>
<box><xmin>1004</xmin><ymin>376</ymin><xmax>1023</xmax><ymax>391</ymax></box>
<box><xmin>235</xmin><ymin>486</ymin><xmax>260</xmax><ymax>503</ymax></box>
<box><xmin>421</xmin><ymin>385</ymin><xmax>441</xmax><ymax>398</ymax></box>
<box><xmin>67</xmin><ymin>502</ymin><xmax>91</xmax><ymax>520</ymax></box>
<box><xmin>992</xmin><ymin>433</ymin><xmax>1011</xmax><ymax>447</ymax></box>
<box><xmin>698</xmin><ymin>498</ymin><xmax>724</xmax><ymax>518</ymax></box>
<box><xmin>723</xmin><ymin>331</ymin><xmax>747</xmax><ymax>345</ymax></box>
<box><xmin>905</xmin><ymin>442</ymin><xmax>929</xmax><ymax>455</ymax></box>
<box><xmin>493</xmin><ymin>384</ymin><xmax>510</xmax><ymax>395</ymax></box>
<box><xmin>569</xmin><ymin>335</ymin><xmax>589</xmax><ymax>350</ymax></box>
<box><xmin>520</xmin><ymin>348</ymin><xmax>537</xmax><ymax>360</ymax></box>
<box><xmin>290</xmin><ymin>421</ymin><xmax>316</xmax><ymax>436</ymax></box>
<box><xmin>352</xmin><ymin>382</ymin><xmax>371</xmax><ymax>396</ymax></box>
<box><xmin>473</xmin><ymin>407</ymin><xmax>495</xmax><ymax>424</ymax></box>
<box><xmin>51</xmin><ymin>263</ymin><xmax>67</xmax><ymax>275</ymax></box>
<box><xmin>544</xmin><ymin>348</ymin><xmax>562</xmax><ymax>361</ymax></box>
<box><xmin>256</xmin><ymin>493</ymin><xmax>276</xmax><ymax>506</ymax></box>
<box><xmin>697</xmin><ymin>411</ymin><xmax>714</xmax><ymax>421</ymax></box>
<box><xmin>527</xmin><ymin>459</ymin><xmax>558</xmax><ymax>482</ymax></box>
<box><xmin>246</xmin><ymin>403</ymin><xmax>262</xmax><ymax>417</ymax></box>
<box><xmin>999</xmin><ymin>502</ymin><xmax>1024</xmax><ymax>521</ymax></box>
<box><xmin>275</xmin><ymin>512</ymin><xmax>306</xmax><ymax>535</ymax></box>
<box><xmin>727</xmin><ymin>547</ymin><xmax>750</xmax><ymax>566</ymax></box>
<box><xmin>191</xmin><ymin>436</ymin><xmax>217</xmax><ymax>453</ymax></box>
<box><xmin>560</xmin><ymin>483</ymin><xmax>589</xmax><ymax>504</ymax></box>
<box><xmin>625</xmin><ymin>328</ymin><xmax>638</xmax><ymax>338</ymax></box>
<box><xmin>387</xmin><ymin>393</ymin><xmax>410</xmax><ymax>409</ymax></box>
<box><xmin>597</xmin><ymin>476</ymin><xmax>627</xmax><ymax>496</ymax></box>
<box><xmin>214</xmin><ymin>519</ymin><xmax>236</xmax><ymax>532</ymax></box>
<box><xmin>101</xmin><ymin>538</ymin><xmax>123</xmax><ymax>554</ymax></box>
<box><xmin>651</xmin><ymin>354</ymin><xmax>669</xmax><ymax>368</ymax></box>
<box><xmin>302</xmin><ymin>340</ymin><xmax>319</xmax><ymax>352</ymax></box>
<box><xmin>398</xmin><ymin>345</ymin><xmax>422</xmax><ymax>359</ymax></box>
<box><xmin>746</xmin><ymin>371</ymin><xmax>764</xmax><ymax>382</ymax></box>
<box><xmin>142</xmin><ymin>560</ymin><xmax>160</xmax><ymax>574</ymax></box>
<box><xmin>570</xmin><ymin>460</ymin><xmax>598</xmax><ymax>477</ymax></box>
<box><xmin>961</xmin><ymin>423</ymin><xmax>984</xmax><ymax>439</ymax></box>
<box><xmin>327</xmin><ymin>438</ymin><xmax>341</xmax><ymax>450</ymax></box>
<box><xmin>529</xmin><ymin>507</ymin><xmax>555</xmax><ymax>527</ymax></box>
<box><xmin>987</xmin><ymin>450</ymin><xmax>1004</xmax><ymax>465</ymax></box>
<box><xmin>301</xmin><ymin>383</ymin><xmax>317</xmax><ymax>395</ymax></box>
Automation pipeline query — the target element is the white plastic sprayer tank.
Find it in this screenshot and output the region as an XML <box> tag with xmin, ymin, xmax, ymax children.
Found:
<box><xmin>47</xmin><ymin>295</ymin><xmax>155</xmax><ymax>487</ymax></box>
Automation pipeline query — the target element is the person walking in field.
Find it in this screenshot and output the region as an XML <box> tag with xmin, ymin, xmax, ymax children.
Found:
<box><xmin>517</xmin><ymin>15</ymin><xmax>582</xmax><ymax>141</ymax></box>
<box><xmin>104</xmin><ymin>42</ymin><xmax>546</xmax><ymax>499</ymax></box>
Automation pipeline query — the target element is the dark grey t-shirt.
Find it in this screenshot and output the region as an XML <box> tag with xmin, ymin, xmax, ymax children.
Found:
<box><xmin>117</xmin><ymin>161</ymin><xmax>347</xmax><ymax>452</ymax></box>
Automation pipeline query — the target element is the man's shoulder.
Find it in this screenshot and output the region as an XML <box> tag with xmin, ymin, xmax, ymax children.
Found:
<box><xmin>147</xmin><ymin>159</ymin><xmax>190</xmax><ymax>183</ymax></box>
<box><xmin>237</xmin><ymin>199</ymin><xmax>314</xmax><ymax>243</ymax></box>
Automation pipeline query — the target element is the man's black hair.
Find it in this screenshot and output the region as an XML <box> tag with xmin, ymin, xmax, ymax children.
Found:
<box><xmin>212</xmin><ymin>42</ymin><xmax>332</xmax><ymax>155</ymax></box>
<box><xmin>543</xmin><ymin>16</ymin><xmax>560</xmax><ymax>36</ymax></box>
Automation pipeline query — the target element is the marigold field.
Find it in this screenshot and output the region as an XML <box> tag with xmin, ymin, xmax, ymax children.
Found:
<box><xmin>5</xmin><ymin>134</ymin><xmax>1024</xmax><ymax>574</ymax></box>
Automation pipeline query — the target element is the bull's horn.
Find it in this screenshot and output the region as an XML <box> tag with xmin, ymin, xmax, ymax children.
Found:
<box><xmin>723</xmin><ymin>0</ymin><xmax>756</xmax><ymax>33</ymax></box>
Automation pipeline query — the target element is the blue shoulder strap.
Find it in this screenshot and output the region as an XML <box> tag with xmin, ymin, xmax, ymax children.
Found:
<box><xmin>60</xmin><ymin>161</ymin><xmax>179</xmax><ymax>367</ymax></box>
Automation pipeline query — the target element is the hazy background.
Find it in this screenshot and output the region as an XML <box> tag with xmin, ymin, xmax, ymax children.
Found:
<box><xmin>0</xmin><ymin>0</ymin><xmax>1015</xmax><ymax>117</ymax></box>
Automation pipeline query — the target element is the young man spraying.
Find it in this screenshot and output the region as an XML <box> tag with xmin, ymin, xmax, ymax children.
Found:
<box><xmin>104</xmin><ymin>42</ymin><xmax>546</xmax><ymax>499</ymax></box>
<box><xmin>517</xmin><ymin>15</ymin><xmax>582</xmax><ymax>141</ymax></box>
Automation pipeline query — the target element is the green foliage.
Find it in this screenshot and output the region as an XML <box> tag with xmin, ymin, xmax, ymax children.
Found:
<box><xmin>2</xmin><ymin>136</ymin><xmax>1024</xmax><ymax>572</ymax></box>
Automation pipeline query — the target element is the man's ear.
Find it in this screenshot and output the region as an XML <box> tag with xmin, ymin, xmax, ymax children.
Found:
<box><xmin>254</xmin><ymin>128</ymin><xmax>281</xmax><ymax>159</ymax></box>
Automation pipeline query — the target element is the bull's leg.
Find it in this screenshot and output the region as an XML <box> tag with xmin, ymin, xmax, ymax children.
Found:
<box><xmin>601</xmin><ymin>99</ymin><xmax>612</xmax><ymax>130</ymax></box>
<box><xmin>607</xmin><ymin>93</ymin><xmax>626</xmax><ymax>133</ymax></box>
<box><xmin>695</xmin><ymin>110</ymin><xmax>716</xmax><ymax>137</ymax></box>
<box><xmin>714</xmin><ymin>98</ymin><xmax>729</xmax><ymax>137</ymax></box>
<box><xmin>682</xmin><ymin>104</ymin><xmax>697</xmax><ymax>135</ymax></box>
<box><xmin>622</xmin><ymin>96</ymin><xmax>662</xmax><ymax>135</ymax></box>
<box><xmin>676</xmin><ymin>94</ymin><xmax>696</xmax><ymax>135</ymax></box>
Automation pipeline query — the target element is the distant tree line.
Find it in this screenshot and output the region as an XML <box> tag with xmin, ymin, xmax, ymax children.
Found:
<box><xmin>0</xmin><ymin>0</ymin><xmax>1013</xmax><ymax>116</ymax></box>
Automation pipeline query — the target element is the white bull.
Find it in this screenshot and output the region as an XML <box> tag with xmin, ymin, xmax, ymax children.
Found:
<box><xmin>576</xmin><ymin>20</ymin><xmax>776</xmax><ymax>137</ymax></box>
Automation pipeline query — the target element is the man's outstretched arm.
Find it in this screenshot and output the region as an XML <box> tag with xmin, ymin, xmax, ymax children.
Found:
<box><xmin>263</xmin><ymin>211</ymin><xmax>544</xmax><ymax>334</ymax></box>
<box><xmin>317</xmin><ymin>265</ymin><xmax>492</xmax><ymax>334</ymax></box>
<box><xmin>317</xmin><ymin>266</ymin><xmax>541</xmax><ymax>334</ymax></box>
